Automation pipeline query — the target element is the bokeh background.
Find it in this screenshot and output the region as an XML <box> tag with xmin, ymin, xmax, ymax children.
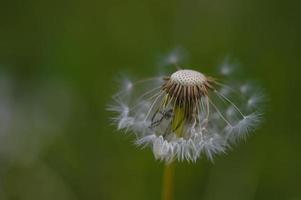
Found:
<box><xmin>0</xmin><ymin>0</ymin><xmax>300</xmax><ymax>199</ymax></box>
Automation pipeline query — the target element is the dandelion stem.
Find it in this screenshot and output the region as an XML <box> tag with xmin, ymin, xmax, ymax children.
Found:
<box><xmin>162</xmin><ymin>163</ymin><xmax>175</xmax><ymax>200</ymax></box>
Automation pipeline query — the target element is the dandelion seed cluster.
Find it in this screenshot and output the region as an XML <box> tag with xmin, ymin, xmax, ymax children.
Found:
<box><xmin>109</xmin><ymin>58</ymin><xmax>264</xmax><ymax>163</ymax></box>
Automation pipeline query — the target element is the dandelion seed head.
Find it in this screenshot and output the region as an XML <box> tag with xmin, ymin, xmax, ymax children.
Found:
<box><xmin>167</xmin><ymin>54</ymin><xmax>179</xmax><ymax>65</ymax></box>
<box><xmin>109</xmin><ymin>57</ymin><xmax>264</xmax><ymax>162</ymax></box>
<box><xmin>124</xmin><ymin>79</ymin><xmax>133</xmax><ymax>91</ymax></box>
<box><xmin>226</xmin><ymin>106</ymin><xmax>236</xmax><ymax>117</ymax></box>
<box><xmin>160</xmin><ymin>48</ymin><xmax>187</xmax><ymax>67</ymax></box>
<box><xmin>240</xmin><ymin>83</ymin><xmax>251</xmax><ymax>94</ymax></box>
<box><xmin>221</xmin><ymin>64</ymin><xmax>232</xmax><ymax>76</ymax></box>
<box><xmin>219</xmin><ymin>57</ymin><xmax>237</xmax><ymax>76</ymax></box>
<box><xmin>226</xmin><ymin>112</ymin><xmax>261</xmax><ymax>142</ymax></box>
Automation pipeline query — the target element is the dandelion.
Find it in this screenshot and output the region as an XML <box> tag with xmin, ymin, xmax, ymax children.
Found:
<box><xmin>109</xmin><ymin>57</ymin><xmax>264</xmax><ymax>163</ymax></box>
<box><xmin>109</xmin><ymin>52</ymin><xmax>265</xmax><ymax>200</ymax></box>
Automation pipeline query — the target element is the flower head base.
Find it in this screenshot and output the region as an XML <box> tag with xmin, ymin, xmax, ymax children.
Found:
<box><xmin>170</xmin><ymin>69</ymin><xmax>206</xmax><ymax>85</ymax></box>
<box><xmin>109</xmin><ymin>64</ymin><xmax>263</xmax><ymax>163</ymax></box>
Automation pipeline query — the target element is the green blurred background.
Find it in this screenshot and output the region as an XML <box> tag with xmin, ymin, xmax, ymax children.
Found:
<box><xmin>0</xmin><ymin>0</ymin><xmax>300</xmax><ymax>199</ymax></box>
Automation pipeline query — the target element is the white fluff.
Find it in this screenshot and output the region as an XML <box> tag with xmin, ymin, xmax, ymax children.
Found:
<box><xmin>109</xmin><ymin>62</ymin><xmax>264</xmax><ymax>162</ymax></box>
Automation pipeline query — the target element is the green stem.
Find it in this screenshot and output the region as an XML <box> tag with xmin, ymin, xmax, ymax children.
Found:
<box><xmin>162</xmin><ymin>163</ymin><xmax>175</xmax><ymax>200</ymax></box>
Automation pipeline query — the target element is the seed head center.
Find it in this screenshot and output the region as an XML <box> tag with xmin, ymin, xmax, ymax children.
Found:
<box><xmin>170</xmin><ymin>69</ymin><xmax>206</xmax><ymax>86</ymax></box>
